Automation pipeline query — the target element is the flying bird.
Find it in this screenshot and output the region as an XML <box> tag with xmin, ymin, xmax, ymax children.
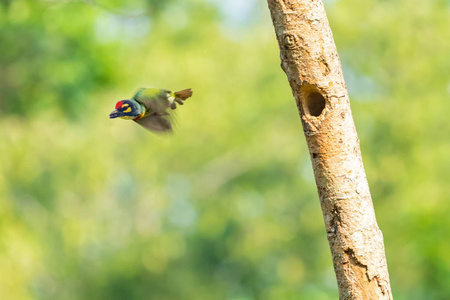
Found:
<box><xmin>109</xmin><ymin>88</ymin><xmax>193</xmax><ymax>133</ymax></box>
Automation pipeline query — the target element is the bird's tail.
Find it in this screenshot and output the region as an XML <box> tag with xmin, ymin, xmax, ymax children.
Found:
<box><xmin>174</xmin><ymin>89</ymin><xmax>193</xmax><ymax>100</ymax></box>
<box><xmin>171</xmin><ymin>89</ymin><xmax>193</xmax><ymax>109</ymax></box>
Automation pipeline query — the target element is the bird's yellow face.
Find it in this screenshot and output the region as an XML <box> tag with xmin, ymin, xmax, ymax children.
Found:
<box><xmin>118</xmin><ymin>103</ymin><xmax>133</xmax><ymax>119</ymax></box>
<box><xmin>109</xmin><ymin>100</ymin><xmax>141</xmax><ymax>120</ymax></box>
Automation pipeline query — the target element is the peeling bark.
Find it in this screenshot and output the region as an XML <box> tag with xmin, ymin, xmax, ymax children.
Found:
<box><xmin>266</xmin><ymin>0</ymin><xmax>392</xmax><ymax>299</ymax></box>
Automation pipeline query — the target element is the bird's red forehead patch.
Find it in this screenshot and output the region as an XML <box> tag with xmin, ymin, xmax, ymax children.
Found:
<box><xmin>115</xmin><ymin>101</ymin><xmax>123</xmax><ymax>109</ymax></box>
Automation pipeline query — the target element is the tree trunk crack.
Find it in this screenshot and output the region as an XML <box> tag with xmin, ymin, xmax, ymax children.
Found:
<box><xmin>344</xmin><ymin>248</ymin><xmax>371</xmax><ymax>282</ymax></box>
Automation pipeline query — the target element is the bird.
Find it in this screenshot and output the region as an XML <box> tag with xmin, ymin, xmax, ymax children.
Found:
<box><xmin>109</xmin><ymin>88</ymin><xmax>193</xmax><ymax>133</ymax></box>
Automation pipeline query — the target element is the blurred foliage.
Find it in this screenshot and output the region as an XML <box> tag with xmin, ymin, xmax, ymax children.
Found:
<box><xmin>0</xmin><ymin>0</ymin><xmax>449</xmax><ymax>299</ymax></box>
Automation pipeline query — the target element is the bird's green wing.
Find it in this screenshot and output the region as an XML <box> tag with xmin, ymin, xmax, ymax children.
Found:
<box><xmin>132</xmin><ymin>88</ymin><xmax>172</xmax><ymax>114</ymax></box>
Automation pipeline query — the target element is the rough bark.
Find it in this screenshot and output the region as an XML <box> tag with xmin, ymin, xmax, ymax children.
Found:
<box><xmin>266</xmin><ymin>0</ymin><xmax>392</xmax><ymax>299</ymax></box>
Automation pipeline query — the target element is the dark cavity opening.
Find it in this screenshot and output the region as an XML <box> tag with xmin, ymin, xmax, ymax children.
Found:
<box><xmin>305</xmin><ymin>92</ymin><xmax>326</xmax><ymax>117</ymax></box>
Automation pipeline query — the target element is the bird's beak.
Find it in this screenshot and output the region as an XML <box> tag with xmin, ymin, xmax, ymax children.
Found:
<box><xmin>109</xmin><ymin>109</ymin><xmax>122</xmax><ymax>119</ymax></box>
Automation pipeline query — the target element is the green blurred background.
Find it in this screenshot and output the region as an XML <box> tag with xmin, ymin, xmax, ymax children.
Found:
<box><xmin>1</xmin><ymin>0</ymin><xmax>449</xmax><ymax>299</ymax></box>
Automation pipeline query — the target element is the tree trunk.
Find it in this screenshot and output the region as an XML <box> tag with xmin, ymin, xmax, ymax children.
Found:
<box><xmin>266</xmin><ymin>0</ymin><xmax>393</xmax><ymax>299</ymax></box>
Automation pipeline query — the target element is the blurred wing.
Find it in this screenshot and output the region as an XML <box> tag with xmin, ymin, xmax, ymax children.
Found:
<box><xmin>134</xmin><ymin>113</ymin><xmax>174</xmax><ymax>133</ymax></box>
<box><xmin>132</xmin><ymin>88</ymin><xmax>171</xmax><ymax>114</ymax></box>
